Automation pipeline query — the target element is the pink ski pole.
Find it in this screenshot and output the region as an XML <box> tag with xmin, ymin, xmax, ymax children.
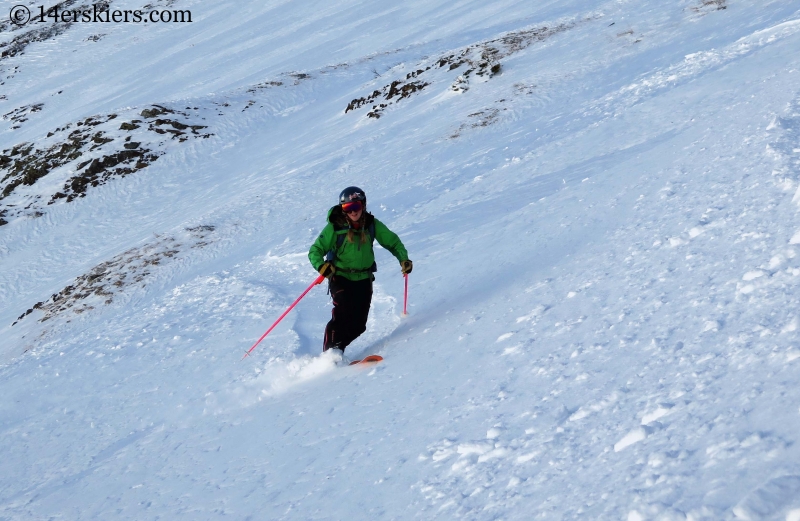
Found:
<box><xmin>242</xmin><ymin>274</ymin><xmax>325</xmax><ymax>359</ymax></box>
<box><xmin>402</xmin><ymin>273</ymin><xmax>409</xmax><ymax>316</ymax></box>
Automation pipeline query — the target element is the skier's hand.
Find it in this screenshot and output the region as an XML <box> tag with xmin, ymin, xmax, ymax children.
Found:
<box><xmin>401</xmin><ymin>260</ymin><xmax>413</xmax><ymax>275</ymax></box>
<box><xmin>319</xmin><ymin>262</ymin><xmax>336</xmax><ymax>279</ymax></box>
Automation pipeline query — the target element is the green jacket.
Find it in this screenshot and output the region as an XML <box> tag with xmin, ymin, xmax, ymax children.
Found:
<box><xmin>309</xmin><ymin>206</ymin><xmax>409</xmax><ymax>281</ymax></box>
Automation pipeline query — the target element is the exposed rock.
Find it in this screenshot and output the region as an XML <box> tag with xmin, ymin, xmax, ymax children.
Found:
<box><xmin>0</xmin><ymin>106</ymin><xmax>212</xmax><ymax>224</ymax></box>
<box><xmin>344</xmin><ymin>21</ymin><xmax>574</xmax><ymax>119</ymax></box>
<box><xmin>12</xmin><ymin>225</ymin><xmax>217</xmax><ymax>325</ymax></box>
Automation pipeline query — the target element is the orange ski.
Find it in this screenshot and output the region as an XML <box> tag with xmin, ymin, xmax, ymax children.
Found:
<box><xmin>348</xmin><ymin>355</ymin><xmax>383</xmax><ymax>366</ymax></box>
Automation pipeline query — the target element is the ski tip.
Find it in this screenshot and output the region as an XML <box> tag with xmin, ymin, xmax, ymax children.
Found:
<box><xmin>348</xmin><ymin>355</ymin><xmax>384</xmax><ymax>366</ymax></box>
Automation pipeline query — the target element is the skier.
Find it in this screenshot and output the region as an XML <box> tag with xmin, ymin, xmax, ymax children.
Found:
<box><xmin>309</xmin><ymin>187</ymin><xmax>412</xmax><ymax>355</ymax></box>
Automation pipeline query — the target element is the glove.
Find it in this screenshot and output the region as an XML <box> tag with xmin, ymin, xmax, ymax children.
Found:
<box><xmin>400</xmin><ymin>260</ymin><xmax>413</xmax><ymax>275</ymax></box>
<box><xmin>318</xmin><ymin>262</ymin><xmax>336</xmax><ymax>279</ymax></box>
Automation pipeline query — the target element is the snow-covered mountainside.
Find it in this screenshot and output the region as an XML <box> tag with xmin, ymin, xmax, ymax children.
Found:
<box><xmin>3</xmin><ymin>0</ymin><xmax>800</xmax><ymax>518</ymax></box>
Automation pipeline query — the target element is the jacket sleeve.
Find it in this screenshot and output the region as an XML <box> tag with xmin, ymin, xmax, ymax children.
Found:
<box><xmin>374</xmin><ymin>218</ymin><xmax>408</xmax><ymax>263</ymax></box>
<box><xmin>309</xmin><ymin>223</ymin><xmax>336</xmax><ymax>271</ymax></box>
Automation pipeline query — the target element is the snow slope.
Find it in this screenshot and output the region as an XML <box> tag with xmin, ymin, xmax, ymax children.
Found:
<box><xmin>3</xmin><ymin>0</ymin><xmax>800</xmax><ymax>519</ymax></box>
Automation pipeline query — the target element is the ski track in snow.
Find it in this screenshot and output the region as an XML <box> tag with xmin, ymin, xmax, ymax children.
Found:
<box><xmin>3</xmin><ymin>0</ymin><xmax>800</xmax><ymax>519</ymax></box>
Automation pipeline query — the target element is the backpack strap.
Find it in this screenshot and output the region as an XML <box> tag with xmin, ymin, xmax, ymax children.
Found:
<box><xmin>324</xmin><ymin>220</ymin><xmax>377</xmax><ymax>272</ymax></box>
<box><xmin>366</xmin><ymin>221</ymin><xmax>377</xmax><ymax>273</ymax></box>
<box><xmin>325</xmin><ymin>230</ymin><xmax>348</xmax><ymax>263</ymax></box>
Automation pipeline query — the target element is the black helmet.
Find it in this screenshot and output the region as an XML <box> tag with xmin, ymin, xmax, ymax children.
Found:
<box><xmin>339</xmin><ymin>186</ymin><xmax>366</xmax><ymax>205</ymax></box>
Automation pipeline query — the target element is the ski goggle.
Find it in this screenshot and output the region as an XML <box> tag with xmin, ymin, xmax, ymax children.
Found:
<box><xmin>341</xmin><ymin>201</ymin><xmax>363</xmax><ymax>213</ymax></box>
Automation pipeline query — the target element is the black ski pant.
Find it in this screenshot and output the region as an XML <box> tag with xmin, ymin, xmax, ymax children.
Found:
<box><xmin>323</xmin><ymin>275</ymin><xmax>372</xmax><ymax>352</ymax></box>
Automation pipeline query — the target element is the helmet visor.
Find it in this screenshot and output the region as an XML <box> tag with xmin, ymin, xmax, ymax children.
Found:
<box><xmin>341</xmin><ymin>201</ymin><xmax>363</xmax><ymax>214</ymax></box>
